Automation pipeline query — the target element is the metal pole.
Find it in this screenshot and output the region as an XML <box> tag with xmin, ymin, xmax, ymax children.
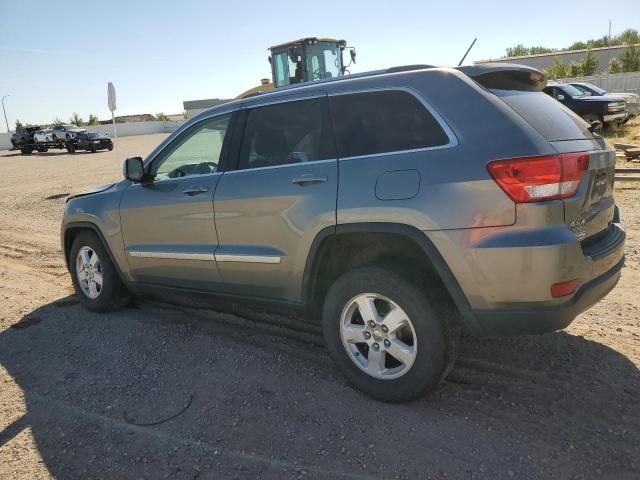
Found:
<box><xmin>1</xmin><ymin>95</ymin><xmax>10</xmax><ymax>133</ymax></box>
<box><xmin>608</xmin><ymin>20</ymin><xmax>611</xmax><ymax>47</ymax></box>
<box><xmin>111</xmin><ymin>110</ymin><xmax>120</xmax><ymax>161</ymax></box>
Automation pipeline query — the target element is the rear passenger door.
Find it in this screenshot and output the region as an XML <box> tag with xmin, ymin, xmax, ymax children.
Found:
<box><xmin>213</xmin><ymin>93</ymin><xmax>337</xmax><ymax>302</ymax></box>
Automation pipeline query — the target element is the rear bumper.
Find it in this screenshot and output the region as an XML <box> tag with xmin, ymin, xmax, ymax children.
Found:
<box><xmin>470</xmin><ymin>255</ymin><xmax>624</xmax><ymax>337</ymax></box>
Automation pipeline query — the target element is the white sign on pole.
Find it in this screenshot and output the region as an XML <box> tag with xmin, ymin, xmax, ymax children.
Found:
<box><xmin>107</xmin><ymin>82</ymin><xmax>120</xmax><ymax>161</ymax></box>
<box><xmin>108</xmin><ymin>82</ymin><xmax>117</xmax><ymax>112</ymax></box>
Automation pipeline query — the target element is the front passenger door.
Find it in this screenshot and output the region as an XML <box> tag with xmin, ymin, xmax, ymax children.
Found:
<box><xmin>119</xmin><ymin>113</ymin><xmax>233</xmax><ymax>290</ymax></box>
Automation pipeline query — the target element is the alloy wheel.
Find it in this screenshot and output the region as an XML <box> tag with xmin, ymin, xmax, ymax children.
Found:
<box><xmin>75</xmin><ymin>246</ymin><xmax>103</xmax><ymax>299</ymax></box>
<box><xmin>340</xmin><ymin>293</ymin><xmax>417</xmax><ymax>380</ymax></box>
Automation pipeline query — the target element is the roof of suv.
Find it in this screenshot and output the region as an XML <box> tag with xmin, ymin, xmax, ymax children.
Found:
<box><xmin>197</xmin><ymin>62</ymin><xmax>546</xmax><ymax>120</ymax></box>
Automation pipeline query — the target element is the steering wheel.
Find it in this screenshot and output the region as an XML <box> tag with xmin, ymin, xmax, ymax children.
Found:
<box><xmin>167</xmin><ymin>161</ymin><xmax>217</xmax><ymax>178</ymax></box>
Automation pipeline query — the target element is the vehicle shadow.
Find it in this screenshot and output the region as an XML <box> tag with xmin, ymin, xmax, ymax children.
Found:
<box><xmin>1</xmin><ymin>296</ymin><xmax>638</xmax><ymax>479</ymax></box>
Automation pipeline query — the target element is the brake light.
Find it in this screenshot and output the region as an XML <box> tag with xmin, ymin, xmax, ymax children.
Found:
<box><xmin>487</xmin><ymin>153</ymin><xmax>589</xmax><ymax>203</ymax></box>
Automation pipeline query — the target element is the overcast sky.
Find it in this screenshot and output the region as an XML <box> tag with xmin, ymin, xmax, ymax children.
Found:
<box><xmin>0</xmin><ymin>0</ymin><xmax>637</xmax><ymax>129</ymax></box>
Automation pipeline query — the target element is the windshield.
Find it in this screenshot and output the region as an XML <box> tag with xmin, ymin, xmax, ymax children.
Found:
<box><xmin>306</xmin><ymin>42</ymin><xmax>341</xmax><ymax>81</ymax></box>
<box><xmin>559</xmin><ymin>84</ymin><xmax>587</xmax><ymax>98</ymax></box>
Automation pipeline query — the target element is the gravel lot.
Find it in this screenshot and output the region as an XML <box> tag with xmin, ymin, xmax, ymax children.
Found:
<box><xmin>0</xmin><ymin>134</ymin><xmax>639</xmax><ymax>479</ymax></box>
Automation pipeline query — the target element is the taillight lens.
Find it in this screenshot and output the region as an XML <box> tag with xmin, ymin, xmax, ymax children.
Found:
<box><xmin>487</xmin><ymin>153</ymin><xmax>589</xmax><ymax>203</ymax></box>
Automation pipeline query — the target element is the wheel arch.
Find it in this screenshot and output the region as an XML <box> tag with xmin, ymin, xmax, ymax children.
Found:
<box><xmin>302</xmin><ymin>223</ymin><xmax>477</xmax><ymax>331</ymax></box>
<box><xmin>63</xmin><ymin>222</ymin><xmax>127</xmax><ymax>284</ymax></box>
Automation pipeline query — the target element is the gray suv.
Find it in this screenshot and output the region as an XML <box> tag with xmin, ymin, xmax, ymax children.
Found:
<box><xmin>61</xmin><ymin>64</ymin><xmax>625</xmax><ymax>402</ymax></box>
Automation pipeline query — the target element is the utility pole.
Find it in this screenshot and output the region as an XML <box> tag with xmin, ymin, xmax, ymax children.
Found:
<box><xmin>608</xmin><ymin>20</ymin><xmax>612</xmax><ymax>47</ymax></box>
<box><xmin>1</xmin><ymin>95</ymin><xmax>10</xmax><ymax>133</ymax></box>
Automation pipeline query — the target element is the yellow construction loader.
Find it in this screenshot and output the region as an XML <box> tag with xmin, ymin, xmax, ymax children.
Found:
<box><xmin>236</xmin><ymin>37</ymin><xmax>356</xmax><ymax>99</ymax></box>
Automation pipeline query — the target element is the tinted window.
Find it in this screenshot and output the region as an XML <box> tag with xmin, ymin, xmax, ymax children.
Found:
<box><xmin>329</xmin><ymin>90</ymin><xmax>449</xmax><ymax>158</ymax></box>
<box><xmin>495</xmin><ymin>89</ymin><xmax>594</xmax><ymax>141</ymax></box>
<box><xmin>151</xmin><ymin>114</ymin><xmax>231</xmax><ymax>181</ymax></box>
<box><xmin>238</xmin><ymin>97</ymin><xmax>335</xmax><ymax>169</ymax></box>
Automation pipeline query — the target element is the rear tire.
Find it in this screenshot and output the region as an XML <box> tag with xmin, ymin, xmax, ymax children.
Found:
<box><xmin>322</xmin><ymin>266</ymin><xmax>459</xmax><ymax>402</ymax></box>
<box><xmin>69</xmin><ymin>231</ymin><xmax>129</xmax><ymax>312</ymax></box>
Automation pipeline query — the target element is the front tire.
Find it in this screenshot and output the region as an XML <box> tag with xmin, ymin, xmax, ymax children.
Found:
<box><xmin>69</xmin><ymin>231</ymin><xmax>129</xmax><ymax>312</ymax></box>
<box><xmin>322</xmin><ymin>266</ymin><xmax>458</xmax><ymax>402</ymax></box>
<box><xmin>581</xmin><ymin>113</ymin><xmax>603</xmax><ymax>131</ymax></box>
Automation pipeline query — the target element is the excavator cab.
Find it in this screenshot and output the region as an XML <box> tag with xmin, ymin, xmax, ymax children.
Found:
<box><xmin>236</xmin><ymin>37</ymin><xmax>355</xmax><ymax>99</ymax></box>
<box><xmin>269</xmin><ymin>37</ymin><xmax>356</xmax><ymax>87</ymax></box>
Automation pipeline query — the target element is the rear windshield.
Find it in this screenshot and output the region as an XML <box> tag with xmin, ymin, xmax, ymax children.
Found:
<box><xmin>493</xmin><ymin>89</ymin><xmax>595</xmax><ymax>141</ymax></box>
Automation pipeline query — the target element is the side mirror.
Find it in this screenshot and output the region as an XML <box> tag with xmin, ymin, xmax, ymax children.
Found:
<box><xmin>123</xmin><ymin>156</ymin><xmax>144</xmax><ymax>182</ymax></box>
<box><xmin>557</xmin><ymin>94</ymin><xmax>565</xmax><ymax>101</ymax></box>
<box><xmin>350</xmin><ymin>48</ymin><xmax>356</xmax><ymax>64</ymax></box>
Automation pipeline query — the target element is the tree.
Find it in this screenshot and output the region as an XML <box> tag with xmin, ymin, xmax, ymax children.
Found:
<box><xmin>506</xmin><ymin>44</ymin><xmax>529</xmax><ymax>57</ymax></box>
<box><xmin>70</xmin><ymin>113</ymin><xmax>83</xmax><ymax>126</ymax></box>
<box><xmin>545</xmin><ymin>56</ymin><xmax>567</xmax><ymax>79</ymax></box>
<box><xmin>567</xmin><ymin>41</ymin><xmax>587</xmax><ymax>51</ymax></box>
<box><xmin>52</xmin><ymin>117</ymin><xmax>64</xmax><ymax>126</ymax></box>
<box><xmin>608</xmin><ymin>57</ymin><xmax>622</xmax><ymax>74</ymax></box>
<box><xmin>580</xmin><ymin>46</ymin><xmax>599</xmax><ymax>75</ymax></box>
<box><xmin>567</xmin><ymin>61</ymin><xmax>583</xmax><ymax>78</ymax></box>
<box><xmin>618</xmin><ymin>28</ymin><xmax>639</xmax><ymax>45</ymax></box>
<box><xmin>620</xmin><ymin>44</ymin><xmax>640</xmax><ymax>72</ymax></box>
<box><xmin>87</xmin><ymin>114</ymin><xmax>99</xmax><ymax>125</ymax></box>
<box><xmin>182</xmin><ymin>110</ymin><xmax>188</xmax><ymax>119</ymax></box>
<box><xmin>155</xmin><ymin>112</ymin><xmax>170</xmax><ymax>121</ymax></box>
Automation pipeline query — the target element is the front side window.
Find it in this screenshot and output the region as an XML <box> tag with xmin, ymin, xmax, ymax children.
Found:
<box><xmin>329</xmin><ymin>90</ymin><xmax>449</xmax><ymax>158</ymax></box>
<box><xmin>273</xmin><ymin>52</ymin><xmax>289</xmax><ymax>87</ymax></box>
<box><xmin>238</xmin><ymin>97</ymin><xmax>336</xmax><ymax>170</ymax></box>
<box><xmin>306</xmin><ymin>43</ymin><xmax>341</xmax><ymax>80</ymax></box>
<box><xmin>150</xmin><ymin>114</ymin><xmax>231</xmax><ymax>181</ymax></box>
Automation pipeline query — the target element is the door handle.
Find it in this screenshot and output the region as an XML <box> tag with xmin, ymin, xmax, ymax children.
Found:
<box><xmin>182</xmin><ymin>185</ymin><xmax>209</xmax><ymax>196</ymax></box>
<box><xmin>291</xmin><ymin>175</ymin><xmax>328</xmax><ymax>186</ymax></box>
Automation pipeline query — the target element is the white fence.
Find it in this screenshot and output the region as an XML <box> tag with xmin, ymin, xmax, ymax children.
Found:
<box><xmin>556</xmin><ymin>71</ymin><xmax>640</xmax><ymax>95</ymax></box>
<box><xmin>0</xmin><ymin>120</ymin><xmax>186</xmax><ymax>150</ymax></box>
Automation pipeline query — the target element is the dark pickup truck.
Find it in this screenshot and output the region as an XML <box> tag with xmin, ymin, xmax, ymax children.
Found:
<box><xmin>10</xmin><ymin>126</ymin><xmax>41</xmax><ymax>148</ymax></box>
<box><xmin>543</xmin><ymin>83</ymin><xmax>627</xmax><ymax>130</ymax></box>
<box><xmin>67</xmin><ymin>132</ymin><xmax>114</xmax><ymax>153</ymax></box>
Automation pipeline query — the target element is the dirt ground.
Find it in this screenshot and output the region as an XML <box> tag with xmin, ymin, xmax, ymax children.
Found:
<box><xmin>0</xmin><ymin>134</ymin><xmax>639</xmax><ymax>480</ymax></box>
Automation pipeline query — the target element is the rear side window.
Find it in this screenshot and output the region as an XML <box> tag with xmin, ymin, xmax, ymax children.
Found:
<box><xmin>329</xmin><ymin>90</ymin><xmax>449</xmax><ymax>158</ymax></box>
<box><xmin>495</xmin><ymin>89</ymin><xmax>594</xmax><ymax>141</ymax></box>
<box><xmin>239</xmin><ymin>97</ymin><xmax>336</xmax><ymax>169</ymax></box>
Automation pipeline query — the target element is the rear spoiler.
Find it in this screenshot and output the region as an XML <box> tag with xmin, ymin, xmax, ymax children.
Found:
<box><xmin>456</xmin><ymin>63</ymin><xmax>547</xmax><ymax>92</ymax></box>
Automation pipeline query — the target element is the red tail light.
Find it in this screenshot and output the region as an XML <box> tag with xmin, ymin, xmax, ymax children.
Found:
<box><xmin>551</xmin><ymin>279</ymin><xmax>579</xmax><ymax>297</ymax></box>
<box><xmin>487</xmin><ymin>153</ymin><xmax>589</xmax><ymax>203</ymax></box>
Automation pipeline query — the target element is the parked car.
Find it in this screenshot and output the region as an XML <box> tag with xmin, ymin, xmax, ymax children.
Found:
<box><xmin>61</xmin><ymin>63</ymin><xmax>624</xmax><ymax>402</ymax></box>
<box><xmin>568</xmin><ymin>82</ymin><xmax>640</xmax><ymax>117</ymax></box>
<box><xmin>543</xmin><ymin>83</ymin><xmax>627</xmax><ymax>129</ymax></box>
<box><xmin>51</xmin><ymin>124</ymin><xmax>86</xmax><ymax>141</ymax></box>
<box><xmin>10</xmin><ymin>126</ymin><xmax>40</xmax><ymax>148</ymax></box>
<box><xmin>33</xmin><ymin>129</ymin><xmax>54</xmax><ymax>143</ymax></box>
<box><xmin>67</xmin><ymin>132</ymin><xmax>113</xmax><ymax>153</ymax></box>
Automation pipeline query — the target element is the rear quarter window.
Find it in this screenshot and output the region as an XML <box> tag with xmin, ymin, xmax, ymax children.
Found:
<box><xmin>494</xmin><ymin>89</ymin><xmax>595</xmax><ymax>141</ymax></box>
<box><xmin>329</xmin><ymin>90</ymin><xmax>450</xmax><ymax>158</ymax></box>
